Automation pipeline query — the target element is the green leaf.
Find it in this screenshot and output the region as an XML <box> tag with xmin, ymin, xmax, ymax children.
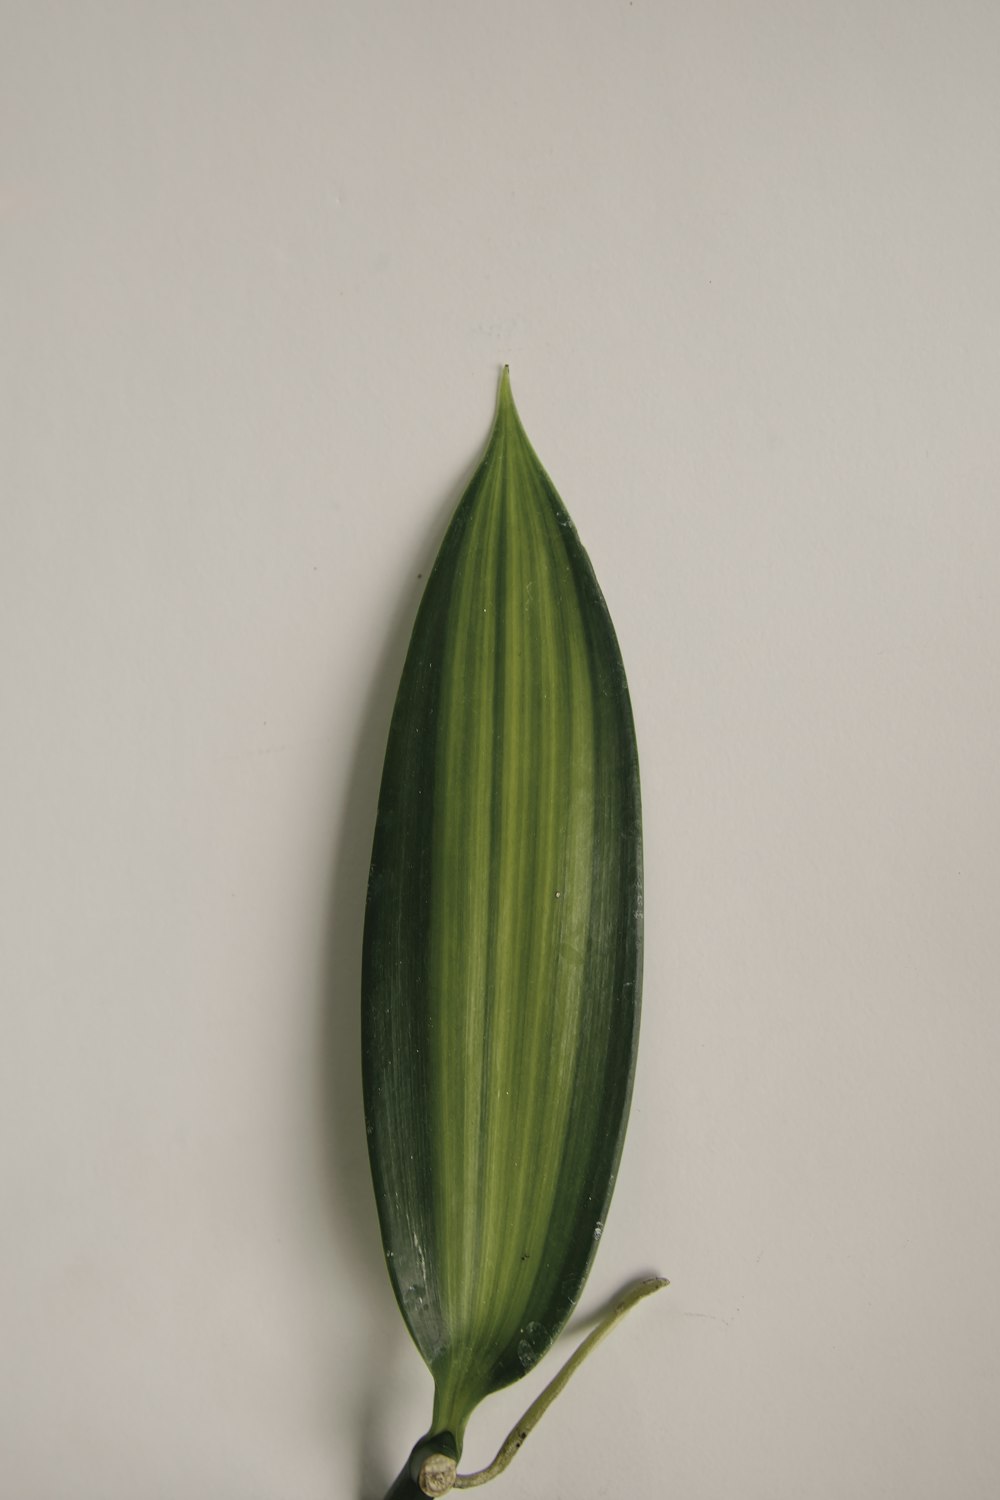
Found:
<box><xmin>362</xmin><ymin>368</ymin><xmax>643</xmax><ymax>1471</ymax></box>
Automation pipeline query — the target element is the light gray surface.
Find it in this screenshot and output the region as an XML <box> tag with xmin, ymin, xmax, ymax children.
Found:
<box><xmin>3</xmin><ymin>4</ymin><xmax>999</xmax><ymax>1497</ymax></box>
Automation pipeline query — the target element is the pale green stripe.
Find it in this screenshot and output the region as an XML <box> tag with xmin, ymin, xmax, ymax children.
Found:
<box><xmin>430</xmin><ymin>436</ymin><xmax>601</xmax><ymax>1413</ymax></box>
<box><xmin>431</xmin><ymin>452</ymin><xmax>503</xmax><ymax>1353</ymax></box>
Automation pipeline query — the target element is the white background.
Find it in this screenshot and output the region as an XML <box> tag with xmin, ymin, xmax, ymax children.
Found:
<box><xmin>3</xmin><ymin>4</ymin><xmax>999</xmax><ymax>1497</ymax></box>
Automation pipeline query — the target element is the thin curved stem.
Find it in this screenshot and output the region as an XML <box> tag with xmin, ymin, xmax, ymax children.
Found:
<box><xmin>453</xmin><ymin>1276</ymin><xmax>668</xmax><ymax>1490</ymax></box>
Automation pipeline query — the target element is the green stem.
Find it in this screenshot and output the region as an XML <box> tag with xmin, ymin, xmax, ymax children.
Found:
<box><xmin>454</xmin><ymin>1277</ymin><xmax>667</xmax><ymax>1490</ymax></box>
<box><xmin>383</xmin><ymin>1278</ymin><xmax>667</xmax><ymax>1497</ymax></box>
<box><xmin>382</xmin><ymin>1433</ymin><xmax>458</xmax><ymax>1500</ymax></box>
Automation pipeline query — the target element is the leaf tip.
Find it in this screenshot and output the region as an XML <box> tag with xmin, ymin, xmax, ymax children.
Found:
<box><xmin>492</xmin><ymin>363</ymin><xmax>526</xmax><ymax>448</ymax></box>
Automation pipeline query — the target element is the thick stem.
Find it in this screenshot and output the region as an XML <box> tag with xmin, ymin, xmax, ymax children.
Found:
<box><xmin>382</xmin><ymin>1433</ymin><xmax>458</xmax><ymax>1500</ymax></box>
